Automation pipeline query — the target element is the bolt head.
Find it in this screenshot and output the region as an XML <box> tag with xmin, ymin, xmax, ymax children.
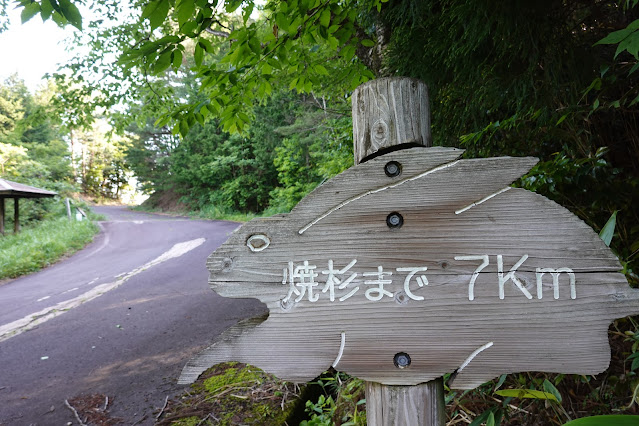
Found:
<box><xmin>386</xmin><ymin>212</ymin><xmax>404</xmax><ymax>229</ymax></box>
<box><xmin>384</xmin><ymin>161</ymin><xmax>402</xmax><ymax>177</ymax></box>
<box><xmin>394</xmin><ymin>352</ymin><xmax>411</xmax><ymax>369</ymax></box>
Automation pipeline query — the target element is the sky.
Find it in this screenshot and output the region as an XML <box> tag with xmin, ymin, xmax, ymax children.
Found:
<box><xmin>0</xmin><ymin>6</ymin><xmax>76</xmax><ymax>92</ymax></box>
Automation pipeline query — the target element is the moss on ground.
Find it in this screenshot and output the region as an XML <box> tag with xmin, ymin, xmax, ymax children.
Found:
<box><xmin>156</xmin><ymin>362</ymin><xmax>301</xmax><ymax>425</ymax></box>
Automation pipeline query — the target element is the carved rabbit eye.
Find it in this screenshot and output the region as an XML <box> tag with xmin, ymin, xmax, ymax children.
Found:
<box><xmin>247</xmin><ymin>234</ymin><xmax>270</xmax><ymax>252</ymax></box>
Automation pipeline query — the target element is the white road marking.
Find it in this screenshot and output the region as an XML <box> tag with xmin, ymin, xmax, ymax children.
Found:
<box><xmin>0</xmin><ymin>238</ymin><xmax>206</xmax><ymax>342</ymax></box>
<box><xmin>36</xmin><ymin>296</ymin><xmax>50</xmax><ymax>302</ymax></box>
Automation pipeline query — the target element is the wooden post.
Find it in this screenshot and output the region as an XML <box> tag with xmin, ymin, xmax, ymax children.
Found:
<box><xmin>352</xmin><ymin>77</ymin><xmax>431</xmax><ymax>164</ymax></box>
<box><xmin>366</xmin><ymin>380</ymin><xmax>445</xmax><ymax>426</ymax></box>
<box><xmin>13</xmin><ymin>197</ymin><xmax>19</xmax><ymax>234</ymax></box>
<box><xmin>0</xmin><ymin>197</ymin><xmax>4</xmax><ymax>236</ymax></box>
<box><xmin>353</xmin><ymin>77</ymin><xmax>444</xmax><ymax>426</ymax></box>
<box><xmin>66</xmin><ymin>198</ymin><xmax>72</xmax><ymax>220</ymax></box>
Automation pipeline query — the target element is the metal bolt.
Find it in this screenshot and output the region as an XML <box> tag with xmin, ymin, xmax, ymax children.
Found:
<box><xmin>384</xmin><ymin>161</ymin><xmax>401</xmax><ymax>177</ymax></box>
<box><xmin>280</xmin><ymin>298</ymin><xmax>294</xmax><ymax>311</ymax></box>
<box><xmin>222</xmin><ymin>257</ymin><xmax>233</xmax><ymax>271</ymax></box>
<box><xmin>386</xmin><ymin>212</ymin><xmax>403</xmax><ymax>229</ymax></box>
<box><xmin>395</xmin><ymin>291</ymin><xmax>409</xmax><ymax>305</ymax></box>
<box><xmin>394</xmin><ymin>352</ymin><xmax>411</xmax><ymax>369</ymax></box>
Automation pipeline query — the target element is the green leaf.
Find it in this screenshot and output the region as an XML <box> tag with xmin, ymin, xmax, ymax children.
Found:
<box><xmin>242</xmin><ymin>2</ymin><xmax>254</xmax><ymax>24</ymax></box>
<box><xmin>495</xmin><ymin>389</ymin><xmax>558</xmax><ymax>401</ymax></box>
<box><xmin>176</xmin><ymin>0</ymin><xmax>195</xmax><ymax>27</ymax></box>
<box><xmin>319</xmin><ymin>8</ymin><xmax>331</xmax><ymax>27</ymax></box>
<box><xmin>225</xmin><ymin>0</ymin><xmax>243</xmax><ymax>13</ymax></box>
<box><xmin>145</xmin><ymin>0</ymin><xmax>169</xmax><ymax>30</ymax></box>
<box><xmin>21</xmin><ymin>2</ymin><xmax>41</xmax><ymax>24</ymax></box>
<box><xmin>494</xmin><ymin>374</ymin><xmax>507</xmax><ymax>391</ymax></box>
<box><xmin>615</xmin><ymin>32</ymin><xmax>639</xmax><ymax>59</ymax></box>
<box><xmin>51</xmin><ymin>11</ymin><xmax>66</xmax><ymax>26</ymax></box>
<box><xmin>632</xmin><ymin>356</ymin><xmax>639</xmax><ymax>371</ymax></box>
<box><xmin>40</xmin><ymin>0</ymin><xmax>54</xmax><ymax>20</ymax></box>
<box><xmin>194</xmin><ymin>43</ymin><xmax>204</xmax><ymax>67</ymax></box>
<box><xmin>314</xmin><ymin>64</ymin><xmax>329</xmax><ymax>75</ymax></box>
<box><xmin>172</xmin><ymin>49</ymin><xmax>183</xmax><ymax>69</ymax></box>
<box><xmin>556</xmin><ymin>114</ymin><xmax>568</xmax><ymax>125</ymax></box>
<box><xmin>542</xmin><ymin>379</ymin><xmax>562</xmax><ymax>403</ymax></box>
<box><xmin>361</xmin><ymin>39</ymin><xmax>375</xmax><ymax>47</ymax></box>
<box><xmin>154</xmin><ymin>49</ymin><xmax>172</xmax><ymax>74</ymax></box>
<box><xmin>198</xmin><ymin>38</ymin><xmax>214</xmax><ymax>53</ymax></box>
<box><xmin>595</xmin><ymin>19</ymin><xmax>639</xmax><ymax>45</ymax></box>
<box><xmin>58</xmin><ymin>0</ymin><xmax>82</xmax><ymax>29</ymax></box>
<box><xmin>599</xmin><ymin>211</ymin><xmax>618</xmax><ymax>246</ymax></box>
<box><xmin>486</xmin><ymin>412</ymin><xmax>495</xmax><ymax>426</ymax></box>
<box><xmin>275</xmin><ymin>12</ymin><xmax>290</xmax><ymax>33</ymax></box>
<box><xmin>563</xmin><ymin>415</ymin><xmax>639</xmax><ymax>426</ymax></box>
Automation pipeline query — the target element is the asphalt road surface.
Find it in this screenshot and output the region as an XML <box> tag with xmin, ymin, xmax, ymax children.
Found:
<box><xmin>0</xmin><ymin>206</ymin><xmax>265</xmax><ymax>425</ymax></box>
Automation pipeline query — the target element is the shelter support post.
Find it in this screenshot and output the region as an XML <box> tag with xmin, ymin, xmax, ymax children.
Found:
<box><xmin>14</xmin><ymin>197</ymin><xmax>19</xmax><ymax>234</ymax></box>
<box><xmin>352</xmin><ymin>77</ymin><xmax>445</xmax><ymax>425</ymax></box>
<box><xmin>0</xmin><ymin>197</ymin><xmax>4</xmax><ymax>235</ymax></box>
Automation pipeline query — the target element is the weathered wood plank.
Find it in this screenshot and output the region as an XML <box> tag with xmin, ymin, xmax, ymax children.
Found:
<box><xmin>180</xmin><ymin>147</ymin><xmax>635</xmax><ymax>389</ymax></box>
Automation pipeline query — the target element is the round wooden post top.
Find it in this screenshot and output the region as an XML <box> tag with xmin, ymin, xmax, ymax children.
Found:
<box><xmin>352</xmin><ymin>77</ymin><xmax>431</xmax><ymax>164</ymax></box>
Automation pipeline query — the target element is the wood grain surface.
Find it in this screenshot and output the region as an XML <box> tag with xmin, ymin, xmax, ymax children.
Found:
<box><xmin>352</xmin><ymin>78</ymin><xmax>430</xmax><ymax>163</ymax></box>
<box><xmin>180</xmin><ymin>146</ymin><xmax>635</xmax><ymax>390</ymax></box>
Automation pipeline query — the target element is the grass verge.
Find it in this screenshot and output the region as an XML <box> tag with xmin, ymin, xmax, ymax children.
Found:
<box><xmin>133</xmin><ymin>203</ymin><xmax>290</xmax><ymax>223</ymax></box>
<box><xmin>0</xmin><ymin>217</ymin><xmax>99</xmax><ymax>280</ymax></box>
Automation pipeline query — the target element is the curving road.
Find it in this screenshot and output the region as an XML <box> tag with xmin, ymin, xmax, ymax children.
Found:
<box><xmin>0</xmin><ymin>206</ymin><xmax>265</xmax><ymax>425</ymax></box>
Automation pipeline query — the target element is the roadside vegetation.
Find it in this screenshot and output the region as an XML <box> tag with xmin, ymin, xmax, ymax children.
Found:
<box><xmin>0</xmin><ymin>76</ymin><xmax>106</xmax><ymax>281</ymax></box>
<box><xmin>0</xmin><ymin>216</ymin><xmax>98</xmax><ymax>280</ymax></box>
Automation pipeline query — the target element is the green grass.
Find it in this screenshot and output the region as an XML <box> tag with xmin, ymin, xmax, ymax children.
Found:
<box><xmin>132</xmin><ymin>203</ymin><xmax>291</xmax><ymax>223</ymax></box>
<box><xmin>0</xmin><ymin>217</ymin><xmax>99</xmax><ymax>280</ymax></box>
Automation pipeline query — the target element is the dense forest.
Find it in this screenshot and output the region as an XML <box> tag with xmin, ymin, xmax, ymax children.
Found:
<box><xmin>2</xmin><ymin>0</ymin><xmax>639</xmax><ymax>424</ymax></box>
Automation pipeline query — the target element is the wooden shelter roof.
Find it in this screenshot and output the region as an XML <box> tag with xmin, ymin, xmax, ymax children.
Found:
<box><xmin>0</xmin><ymin>179</ymin><xmax>57</xmax><ymax>199</ymax></box>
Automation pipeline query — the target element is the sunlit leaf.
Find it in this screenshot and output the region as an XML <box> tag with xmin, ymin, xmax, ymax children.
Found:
<box><xmin>599</xmin><ymin>211</ymin><xmax>617</xmax><ymax>246</ymax></box>
<box><xmin>176</xmin><ymin>0</ymin><xmax>195</xmax><ymax>27</ymax></box>
<box><xmin>58</xmin><ymin>0</ymin><xmax>82</xmax><ymax>29</ymax></box>
<box><xmin>21</xmin><ymin>2</ymin><xmax>40</xmax><ymax>24</ymax></box>
<box><xmin>40</xmin><ymin>0</ymin><xmax>54</xmax><ymax>20</ymax></box>
<box><xmin>149</xmin><ymin>0</ymin><xmax>169</xmax><ymax>30</ymax></box>
<box><xmin>495</xmin><ymin>389</ymin><xmax>558</xmax><ymax>401</ymax></box>
<box><xmin>319</xmin><ymin>8</ymin><xmax>331</xmax><ymax>27</ymax></box>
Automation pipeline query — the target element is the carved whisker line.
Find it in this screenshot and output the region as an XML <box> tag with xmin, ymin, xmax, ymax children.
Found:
<box><xmin>332</xmin><ymin>332</ymin><xmax>346</xmax><ymax>368</ymax></box>
<box><xmin>459</xmin><ymin>342</ymin><xmax>494</xmax><ymax>373</ymax></box>
<box><xmin>299</xmin><ymin>160</ymin><xmax>461</xmax><ymax>234</ymax></box>
<box><xmin>455</xmin><ymin>187</ymin><xmax>512</xmax><ymax>215</ymax></box>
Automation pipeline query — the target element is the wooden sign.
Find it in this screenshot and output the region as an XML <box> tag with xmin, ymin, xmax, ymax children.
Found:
<box><xmin>179</xmin><ymin>146</ymin><xmax>636</xmax><ymax>390</ymax></box>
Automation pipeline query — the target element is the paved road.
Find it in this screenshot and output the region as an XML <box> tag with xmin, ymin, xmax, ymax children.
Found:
<box><xmin>0</xmin><ymin>206</ymin><xmax>265</xmax><ymax>425</ymax></box>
